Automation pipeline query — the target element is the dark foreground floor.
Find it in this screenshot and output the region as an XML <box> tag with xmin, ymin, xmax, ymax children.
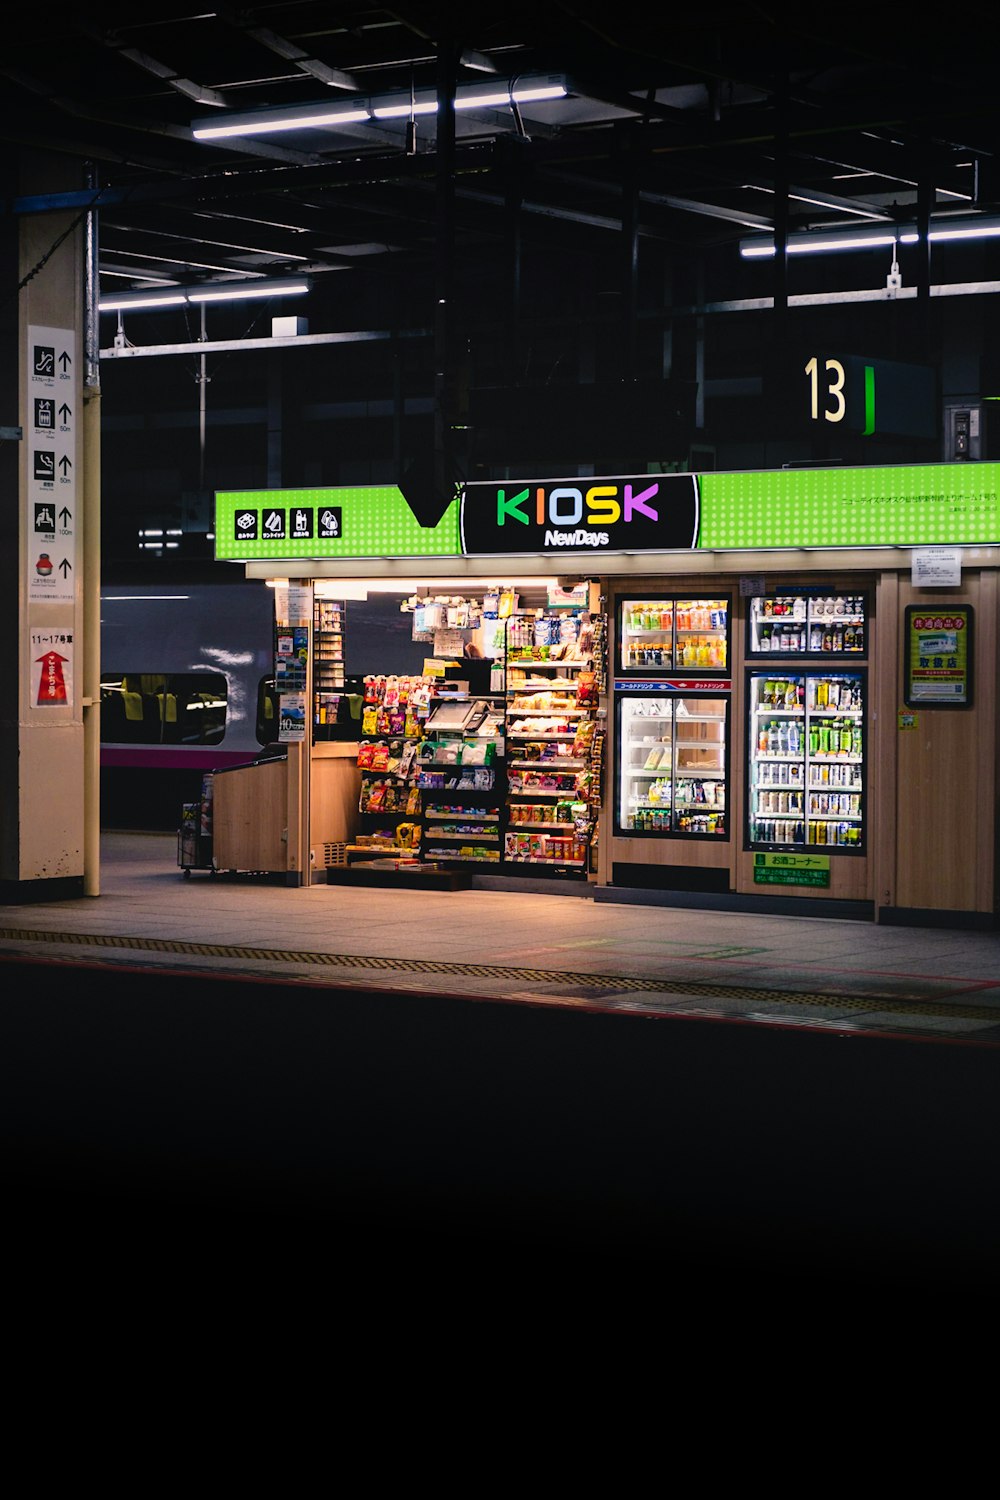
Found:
<box><xmin>4</xmin><ymin>953</ymin><xmax>1000</xmax><ymax>1299</ymax></box>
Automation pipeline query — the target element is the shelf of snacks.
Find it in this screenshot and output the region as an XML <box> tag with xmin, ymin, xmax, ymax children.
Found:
<box><xmin>355</xmin><ymin>673</ymin><xmax>429</xmax><ymax>843</ymax></box>
<box><xmin>503</xmin><ymin>610</ymin><xmax>600</xmax><ymax>878</ymax></box>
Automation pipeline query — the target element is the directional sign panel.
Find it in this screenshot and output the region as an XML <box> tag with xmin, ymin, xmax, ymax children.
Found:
<box><xmin>30</xmin><ymin>628</ymin><xmax>74</xmax><ymax>706</ymax></box>
<box><xmin>27</xmin><ymin>325</ymin><xmax>76</xmax><ymax>603</ymax></box>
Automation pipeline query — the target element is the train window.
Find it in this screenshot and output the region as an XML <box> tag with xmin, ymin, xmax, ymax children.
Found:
<box><xmin>101</xmin><ymin>672</ymin><xmax>228</xmax><ymax>745</ymax></box>
<box><xmin>256</xmin><ymin>676</ymin><xmax>279</xmax><ymax>745</ymax></box>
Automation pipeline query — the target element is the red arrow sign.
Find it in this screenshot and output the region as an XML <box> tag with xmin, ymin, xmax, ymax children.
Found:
<box><xmin>36</xmin><ymin>650</ymin><xmax>68</xmax><ymax>704</ymax></box>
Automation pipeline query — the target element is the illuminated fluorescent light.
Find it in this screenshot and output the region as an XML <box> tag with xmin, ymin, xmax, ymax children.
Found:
<box><xmin>99</xmin><ymin>278</ymin><xmax>310</xmax><ymax>312</ymax></box>
<box><xmin>740</xmin><ymin>215</ymin><xmax>1000</xmax><ymax>258</ymax></box>
<box><xmin>189</xmin><ymin>281</ymin><xmax>309</xmax><ymax>303</ymax></box>
<box><xmin>901</xmin><ymin>218</ymin><xmax>1000</xmax><ymax>243</ymax></box>
<box><xmin>192</xmin><ymin>103</ymin><xmax>370</xmax><ymax>138</ymax></box>
<box><xmin>100</xmin><ymin>293</ymin><xmax>189</xmax><ymax>309</ymax></box>
<box><xmin>372</xmin><ymin>97</ymin><xmax>438</xmax><ymax>119</ymax></box>
<box><xmin>194</xmin><ymin>76</ymin><xmax>567</xmax><ymax>136</ymax></box>
<box><xmin>740</xmin><ymin>230</ymin><xmax>899</xmax><ymax>258</ymax></box>
<box><xmin>455</xmin><ymin>81</ymin><xmax>567</xmax><ymax>110</ymax></box>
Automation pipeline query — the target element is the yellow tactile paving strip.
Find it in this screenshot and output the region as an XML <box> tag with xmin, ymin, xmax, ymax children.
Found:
<box><xmin>3</xmin><ymin>925</ymin><xmax>1000</xmax><ymax>1032</ymax></box>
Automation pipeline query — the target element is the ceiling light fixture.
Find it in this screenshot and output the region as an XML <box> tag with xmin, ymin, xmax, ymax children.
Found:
<box><xmin>740</xmin><ymin>215</ymin><xmax>1000</xmax><ymax>258</ymax></box>
<box><xmin>193</xmin><ymin>76</ymin><xmax>567</xmax><ymax>137</ymax></box>
<box><xmin>99</xmin><ymin>277</ymin><xmax>311</xmax><ymax>312</ymax></box>
<box><xmin>192</xmin><ymin>102</ymin><xmax>371</xmax><ymax>139</ymax></box>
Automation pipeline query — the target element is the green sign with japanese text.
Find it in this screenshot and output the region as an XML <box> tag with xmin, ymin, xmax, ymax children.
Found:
<box><xmin>753</xmin><ymin>852</ymin><xmax>831</xmax><ymax>888</ymax></box>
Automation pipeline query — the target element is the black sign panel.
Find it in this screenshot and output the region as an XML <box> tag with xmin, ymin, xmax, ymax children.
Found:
<box><xmin>459</xmin><ymin>473</ymin><xmax>700</xmax><ymax>556</ymax></box>
<box><xmin>774</xmin><ymin>350</ymin><xmax>938</xmax><ymax>440</ymax></box>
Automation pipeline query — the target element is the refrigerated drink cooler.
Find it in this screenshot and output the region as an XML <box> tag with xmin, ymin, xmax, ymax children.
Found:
<box><xmin>747</xmin><ymin>591</ymin><xmax>867</xmax><ymax>658</ymax></box>
<box><xmin>748</xmin><ymin>669</ymin><xmax>865</xmax><ymax>851</ymax></box>
<box><xmin>618</xmin><ymin>596</ymin><xmax>729</xmax><ymax>673</ymax></box>
<box><xmin>615</xmin><ymin>691</ymin><xmax>728</xmax><ymax>836</ymax></box>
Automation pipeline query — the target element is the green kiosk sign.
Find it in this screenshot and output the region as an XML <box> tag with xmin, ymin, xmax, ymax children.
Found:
<box><xmin>214</xmin><ymin>462</ymin><xmax>1000</xmax><ymax>562</ymax></box>
<box><xmin>214</xmin><ymin>484</ymin><xmax>461</xmax><ymax>561</ymax></box>
<box><xmin>699</xmin><ymin>463</ymin><xmax>1000</xmax><ymax>551</ymax></box>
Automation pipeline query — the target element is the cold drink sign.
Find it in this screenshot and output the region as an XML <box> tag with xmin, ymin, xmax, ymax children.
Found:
<box><xmin>904</xmin><ymin>605</ymin><xmax>973</xmax><ymax>708</ymax></box>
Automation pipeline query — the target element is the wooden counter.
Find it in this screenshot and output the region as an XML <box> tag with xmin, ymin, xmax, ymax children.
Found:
<box><xmin>212</xmin><ymin>743</ymin><xmax>361</xmax><ymax>879</ymax></box>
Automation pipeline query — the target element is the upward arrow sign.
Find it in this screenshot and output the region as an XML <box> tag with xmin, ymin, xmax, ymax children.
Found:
<box><xmin>58</xmin><ymin>351</ymin><xmax>72</xmax><ymax>373</ymax></box>
<box><xmin>59</xmin><ymin>403</ymin><xmax>72</xmax><ymax>423</ymax></box>
<box><xmin>58</xmin><ymin>454</ymin><xmax>72</xmax><ymax>476</ymax></box>
<box><xmin>59</xmin><ymin>506</ymin><xmax>72</xmax><ymax>526</ymax></box>
<box><xmin>58</xmin><ymin>558</ymin><xmax>72</xmax><ymax>578</ymax></box>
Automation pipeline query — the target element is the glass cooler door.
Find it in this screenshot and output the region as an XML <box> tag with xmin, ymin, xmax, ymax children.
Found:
<box><xmin>618</xmin><ymin>596</ymin><xmax>729</xmax><ymax>673</ymax></box>
<box><xmin>748</xmin><ymin>669</ymin><xmax>865</xmax><ymax>850</ymax></box>
<box><xmin>748</xmin><ymin>592</ymin><xmax>868</xmax><ymax>658</ymax></box>
<box><xmin>615</xmin><ymin>692</ymin><xmax>728</xmax><ymax>836</ymax></box>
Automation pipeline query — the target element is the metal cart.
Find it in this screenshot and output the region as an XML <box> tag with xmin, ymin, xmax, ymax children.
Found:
<box><xmin>177</xmin><ymin>801</ymin><xmax>216</xmax><ymax>877</ymax></box>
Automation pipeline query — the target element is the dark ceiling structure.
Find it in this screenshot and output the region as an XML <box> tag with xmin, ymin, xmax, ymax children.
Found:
<box><xmin>5</xmin><ymin>2</ymin><xmax>1000</xmax><ymax>555</ymax></box>
<box><xmin>6</xmin><ymin>2</ymin><xmax>999</xmax><ymax>300</ymax></box>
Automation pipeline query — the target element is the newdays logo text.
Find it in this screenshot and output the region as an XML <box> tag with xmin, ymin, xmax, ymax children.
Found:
<box><xmin>496</xmin><ymin>482</ymin><xmax>660</xmax><ymax>547</ymax></box>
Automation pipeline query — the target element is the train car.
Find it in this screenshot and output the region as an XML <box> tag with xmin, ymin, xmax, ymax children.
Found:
<box><xmin>100</xmin><ymin>578</ymin><xmax>278</xmax><ymax>829</ymax></box>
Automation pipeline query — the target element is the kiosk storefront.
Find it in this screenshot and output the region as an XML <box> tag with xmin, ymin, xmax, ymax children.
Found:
<box><xmin>215</xmin><ymin>460</ymin><xmax>1000</xmax><ymax>928</ymax></box>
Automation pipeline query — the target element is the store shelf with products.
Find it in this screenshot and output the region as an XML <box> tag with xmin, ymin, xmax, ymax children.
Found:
<box><xmin>353</xmin><ymin>672</ymin><xmax>428</xmax><ymax>859</ymax></box>
<box><xmin>313</xmin><ymin>598</ymin><xmax>346</xmax><ymax>738</ymax></box>
<box><xmin>417</xmin><ymin>693</ymin><xmax>505</xmax><ymax>866</ymax></box>
<box><xmin>748</xmin><ymin>592</ymin><xmax>868</xmax><ymax>659</ymax></box>
<box><xmin>748</xmin><ymin>669</ymin><xmax>866</xmax><ymax>851</ymax></box>
<box><xmin>503</xmin><ymin>609</ymin><xmax>600</xmax><ymax>874</ymax></box>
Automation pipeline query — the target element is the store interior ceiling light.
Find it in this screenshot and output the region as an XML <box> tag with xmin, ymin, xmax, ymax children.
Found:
<box><xmin>308</xmin><ymin>577</ymin><xmax>563</xmax><ymax>598</ymax></box>
<box><xmin>739</xmin><ymin>216</ymin><xmax>1000</xmax><ymax>258</ymax></box>
<box><xmin>191</xmin><ymin>77</ymin><xmax>567</xmax><ymax>139</ymax></box>
<box><xmin>99</xmin><ymin>278</ymin><xmax>311</xmax><ymax>312</ymax></box>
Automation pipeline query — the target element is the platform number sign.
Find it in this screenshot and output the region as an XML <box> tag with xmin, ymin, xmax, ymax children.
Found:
<box><xmin>805</xmin><ymin>356</ymin><xmax>850</xmax><ymax>426</ymax></box>
<box><xmin>800</xmin><ymin>353</ymin><xmax>937</xmax><ymax>440</ymax></box>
